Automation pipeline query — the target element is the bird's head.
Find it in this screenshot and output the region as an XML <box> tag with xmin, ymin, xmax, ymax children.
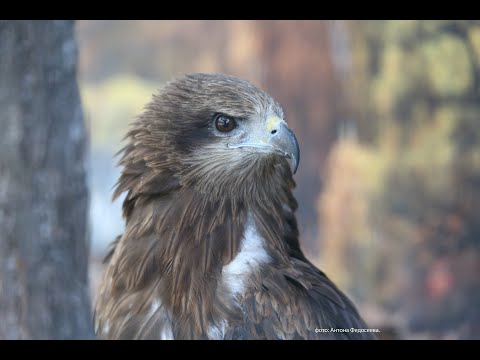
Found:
<box><xmin>121</xmin><ymin>73</ymin><xmax>299</xmax><ymax>201</ymax></box>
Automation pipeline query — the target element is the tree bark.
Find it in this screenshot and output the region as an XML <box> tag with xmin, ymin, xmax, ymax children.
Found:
<box><xmin>0</xmin><ymin>20</ymin><xmax>93</xmax><ymax>339</ymax></box>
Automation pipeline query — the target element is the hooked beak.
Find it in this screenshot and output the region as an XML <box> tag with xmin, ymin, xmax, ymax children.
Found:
<box><xmin>268</xmin><ymin>121</ymin><xmax>300</xmax><ymax>174</ymax></box>
<box><xmin>228</xmin><ymin>115</ymin><xmax>300</xmax><ymax>174</ymax></box>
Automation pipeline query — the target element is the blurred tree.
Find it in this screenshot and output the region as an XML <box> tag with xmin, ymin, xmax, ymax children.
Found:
<box><xmin>0</xmin><ymin>20</ymin><xmax>93</xmax><ymax>339</ymax></box>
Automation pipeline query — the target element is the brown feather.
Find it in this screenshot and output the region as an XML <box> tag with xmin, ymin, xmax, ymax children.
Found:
<box><xmin>95</xmin><ymin>73</ymin><xmax>375</xmax><ymax>340</ymax></box>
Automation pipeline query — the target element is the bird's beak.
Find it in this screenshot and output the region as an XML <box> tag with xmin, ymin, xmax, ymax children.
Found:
<box><xmin>267</xmin><ymin>118</ymin><xmax>300</xmax><ymax>174</ymax></box>
<box><xmin>228</xmin><ymin>115</ymin><xmax>300</xmax><ymax>174</ymax></box>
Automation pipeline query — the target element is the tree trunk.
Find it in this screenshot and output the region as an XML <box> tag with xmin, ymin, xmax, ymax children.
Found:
<box><xmin>0</xmin><ymin>20</ymin><xmax>93</xmax><ymax>339</ymax></box>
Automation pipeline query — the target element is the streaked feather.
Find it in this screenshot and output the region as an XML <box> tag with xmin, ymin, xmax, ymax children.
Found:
<box><xmin>95</xmin><ymin>74</ymin><xmax>375</xmax><ymax>340</ymax></box>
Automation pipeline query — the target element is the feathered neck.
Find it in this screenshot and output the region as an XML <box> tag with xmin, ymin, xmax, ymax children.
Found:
<box><xmin>108</xmin><ymin>120</ymin><xmax>301</xmax><ymax>338</ymax></box>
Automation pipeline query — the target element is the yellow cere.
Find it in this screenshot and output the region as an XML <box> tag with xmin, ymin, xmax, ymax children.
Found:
<box><xmin>266</xmin><ymin>115</ymin><xmax>284</xmax><ymax>132</ymax></box>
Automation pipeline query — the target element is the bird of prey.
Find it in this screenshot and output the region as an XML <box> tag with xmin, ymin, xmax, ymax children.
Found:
<box><xmin>94</xmin><ymin>73</ymin><xmax>375</xmax><ymax>340</ymax></box>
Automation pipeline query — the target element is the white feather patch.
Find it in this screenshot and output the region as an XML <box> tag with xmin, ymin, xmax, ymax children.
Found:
<box><xmin>103</xmin><ymin>320</ymin><xmax>111</xmax><ymax>335</ymax></box>
<box><xmin>160</xmin><ymin>325</ymin><xmax>174</xmax><ymax>340</ymax></box>
<box><xmin>222</xmin><ymin>214</ymin><xmax>270</xmax><ymax>297</ymax></box>
<box><xmin>149</xmin><ymin>300</ymin><xmax>161</xmax><ymax>316</ymax></box>
<box><xmin>147</xmin><ymin>299</ymin><xmax>174</xmax><ymax>340</ymax></box>
<box><xmin>207</xmin><ymin>319</ymin><xmax>228</xmax><ymax>340</ymax></box>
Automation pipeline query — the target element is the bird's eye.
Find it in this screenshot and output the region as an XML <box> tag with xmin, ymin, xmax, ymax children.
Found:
<box><xmin>214</xmin><ymin>114</ymin><xmax>236</xmax><ymax>133</ymax></box>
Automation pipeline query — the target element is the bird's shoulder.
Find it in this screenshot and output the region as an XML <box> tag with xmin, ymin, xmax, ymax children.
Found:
<box><xmin>224</xmin><ymin>258</ymin><xmax>376</xmax><ymax>340</ymax></box>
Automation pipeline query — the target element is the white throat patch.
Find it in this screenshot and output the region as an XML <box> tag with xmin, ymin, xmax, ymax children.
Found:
<box><xmin>208</xmin><ymin>214</ymin><xmax>270</xmax><ymax>339</ymax></box>
<box><xmin>221</xmin><ymin>213</ymin><xmax>270</xmax><ymax>297</ymax></box>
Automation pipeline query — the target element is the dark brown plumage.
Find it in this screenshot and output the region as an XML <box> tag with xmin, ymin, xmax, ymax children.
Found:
<box><xmin>94</xmin><ymin>73</ymin><xmax>375</xmax><ymax>340</ymax></box>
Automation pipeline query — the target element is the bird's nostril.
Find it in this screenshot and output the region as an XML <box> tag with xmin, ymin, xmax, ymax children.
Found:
<box><xmin>271</xmin><ymin>129</ymin><xmax>277</xmax><ymax>135</ymax></box>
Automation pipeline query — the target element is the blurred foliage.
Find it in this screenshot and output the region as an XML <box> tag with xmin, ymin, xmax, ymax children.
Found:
<box><xmin>318</xmin><ymin>20</ymin><xmax>480</xmax><ymax>338</ymax></box>
<box><xmin>81</xmin><ymin>74</ymin><xmax>158</xmax><ymax>148</ymax></box>
<box><xmin>318</xmin><ymin>138</ymin><xmax>387</xmax><ymax>297</ymax></box>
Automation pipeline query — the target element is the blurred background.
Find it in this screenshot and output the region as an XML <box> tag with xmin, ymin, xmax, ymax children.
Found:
<box><xmin>76</xmin><ymin>20</ymin><xmax>480</xmax><ymax>340</ymax></box>
<box><xmin>0</xmin><ymin>19</ymin><xmax>458</xmax><ymax>340</ymax></box>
